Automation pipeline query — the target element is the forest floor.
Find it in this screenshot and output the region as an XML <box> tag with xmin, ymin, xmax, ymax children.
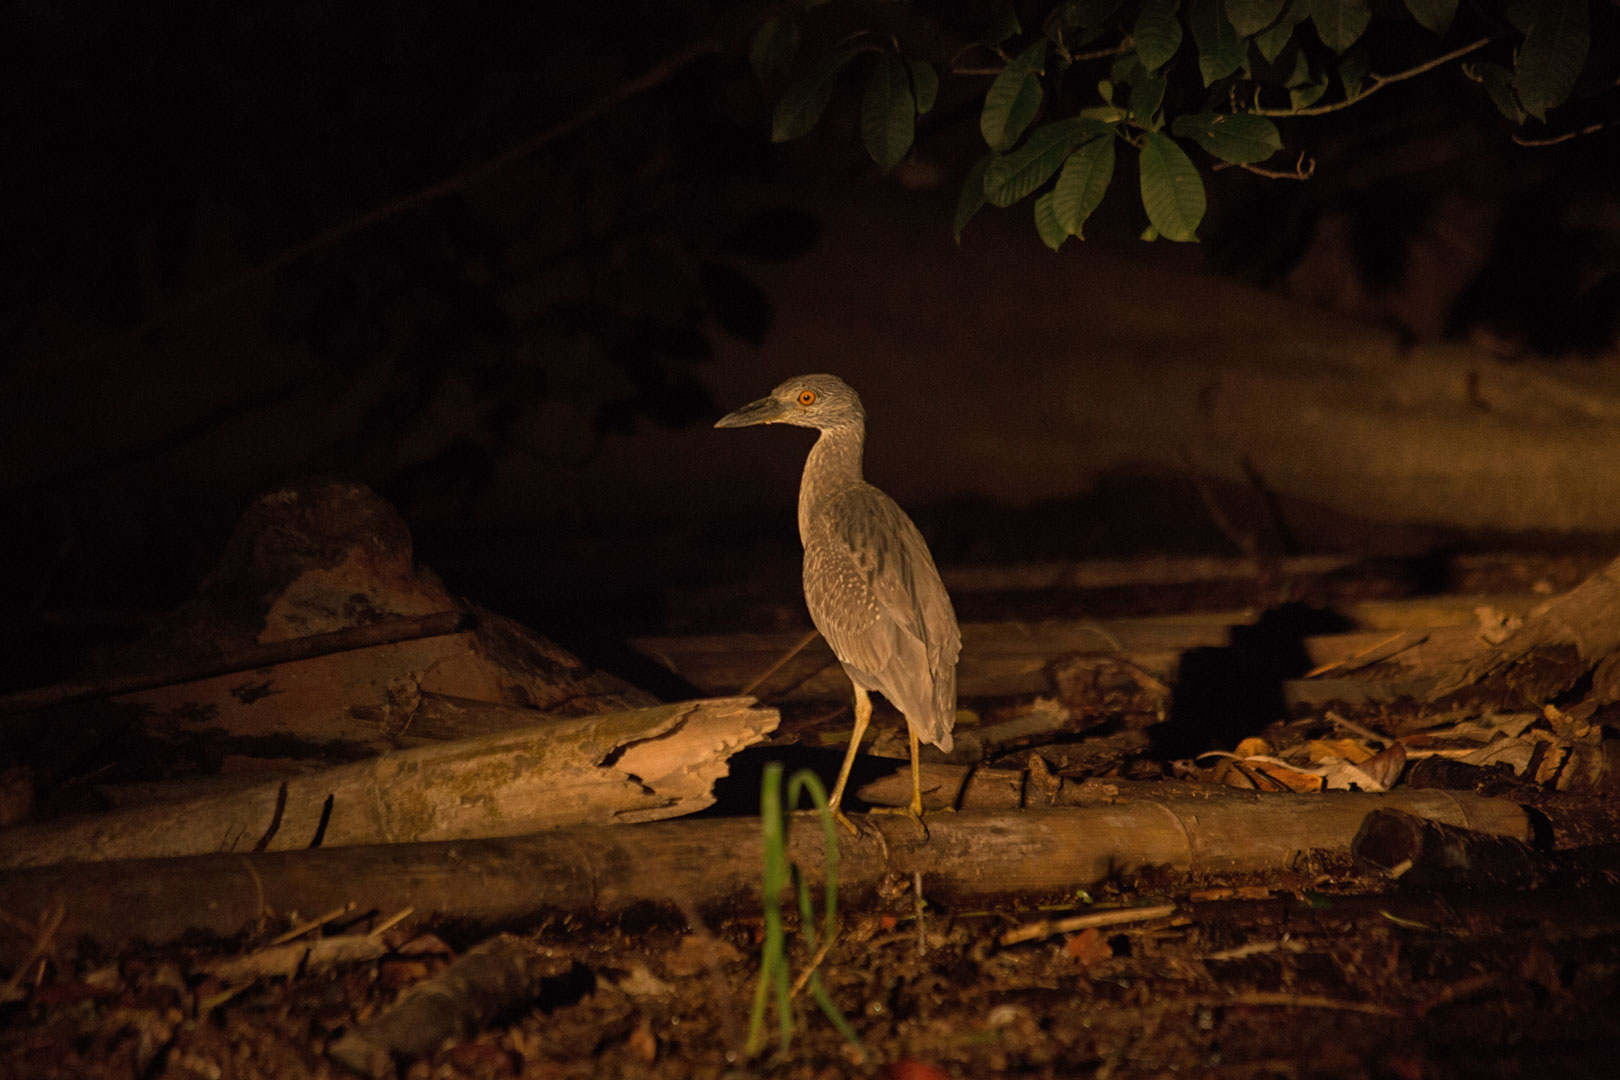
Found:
<box><xmin>5</xmin><ymin>548</ymin><xmax>1620</xmax><ymax>1079</ymax></box>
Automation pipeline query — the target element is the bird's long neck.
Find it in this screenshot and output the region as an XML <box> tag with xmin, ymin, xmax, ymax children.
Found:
<box><xmin>798</xmin><ymin>423</ymin><xmax>865</xmax><ymax>545</ymax></box>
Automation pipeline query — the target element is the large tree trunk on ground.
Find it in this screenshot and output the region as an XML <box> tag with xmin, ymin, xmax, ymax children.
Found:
<box><xmin>634</xmin><ymin>594</ymin><xmax>1544</xmax><ymax>704</ymax></box>
<box><xmin>0</xmin><ymin>790</ymin><xmax>1526</xmax><ymax>962</ymax></box>
<box><xmin>0</xmin><ymin>698</ymin><xmax>775</xmax><ymax>869</ymax></box>
<box><xmin>1417</xmin><ymin>553</ymin><xmax>1620</xmax><ymax>703</ymax></box>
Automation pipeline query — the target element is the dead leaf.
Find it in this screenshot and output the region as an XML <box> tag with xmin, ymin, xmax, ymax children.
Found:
<box><xmin>1307</xmin><ymin>738</ymin><xmax>1374</xmax><ymax>765</ymax></box>
<box><xmin>395</xmin><ymin>933</ymin><xmax>455</xmax><ymax>957</ymax></box>
<box><xmin>1063</xmin><ymin>928</ymin><xmax>1113</xmax><ymax>967</ymax></box>
<box><xmin>1358</xmin><ymin>743</ymin><xmax>1407</xmax><ymax>789</ymax></box>
<box><xmin>1234</xmin><ymin>736</ymin><xmax>1272</xmax><ymax>757</ymax></box>
<box><xmin>1253</xmin><ymin>761</ymin><xmax>1326</xmax><ymax>792</ymax></box>
<box><xmin>662</xmin><ymin>933</ymin><xmax>741</xmax><ymax>977</ymax></box>
<box><xmin>627</xmin><ymin>1018</ymin><xmax>657</xmax><ymax>1063</ymax></box>
<box><xmin>617</xmin><ymin>963</ymin><xmax>674</xmax><ymax>998</ymax></box>
<box><xmin>1519</xmin><ymin>943</ymin><xmax>1563</xmax><ymax>995</ymax></box>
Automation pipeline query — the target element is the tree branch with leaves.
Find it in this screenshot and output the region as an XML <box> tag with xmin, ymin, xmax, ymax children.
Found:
<box><xmin>750</xmin><ymin>0</ymin><xmax>1605</xmax><ymax>249</ymax></box>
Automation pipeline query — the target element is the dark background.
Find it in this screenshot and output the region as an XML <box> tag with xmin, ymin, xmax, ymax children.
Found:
<box><xmin>6</xmin><ymin>1</ymin><xmax>1620</xmax><ymax>693</ymax></box>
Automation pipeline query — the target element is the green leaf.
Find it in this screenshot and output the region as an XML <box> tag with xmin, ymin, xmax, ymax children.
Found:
<box><xmin>1081</xmin><ymin>104</ymin><xmax>1131</xmax><ymax>122</ymax></box>
<box><xmin>1034</xmin><ymin>191</ymin><xmax>1068</xmax><ymax>251</ymax></box>
<box><xmin>1514</xmin><ymin>0</ymin><xmax>1590</xmax><ymax>121</ymax></box>
<box><xmin>909</xmin><ymin>60</ymin><xmax>940</xmax><ymax>114</ymax></box>
<box><xmin>954</xmin><ymin>154</ymin><xmax>993</xmax><ymax>243</ymax></box>
<box><xmin>1072</xmin><ymin>0</ymin><xmax>1128</xmax><ymax>28</ymax></box>
<box><xmin>1133</xmin><ymin>0</ymin><xmax>1183</xmax><ymax>73</ymax></box>
<box><xmin>1465</xmin><ymin>61</ymin><xmax>1526</xmax><ymax>123</ymax></box>
<box><xmin>1171</xmin><ymin>112</ymin><xmax>1282</xmax><ymax>163</ymax></box>
<box><xmin>1138</xmin><ymin>131</ymin><xmax>1205</xmax><ymax>242</ymax></box>
<box><xmin>1309</xmin><ymin>0</ymin><xmax>1371</xmax><ymax>53</ymax></box>
<box><xmin>981</xmin><ymin>40</ymin><xmax>1048</xmax><ymax>150</ymax></box>
<box><xmin>1226</xmin><ymin>0</ymin><xmax>1286</xmax><ymax>36</ymax></box>
<box><xmin>984</xmin><ymin>118</ymin><xmax>1115</xmax><ymax>206</ymax></box>
<box><xmin>982</xmin><ymin>3</ymin><xmax>1022</xmax><ymax>46</ymax></box>
<box><xmin>1503</xmin><ymin>0</ymin><xmax>1536</xmax><ymax>31</ymax></box>
<box><xmin>749</xmin><ymin>16</ymin><xmax>800</xmax><ymax>82</ymax></box>
<box><xmin>1192</xmin><ymin>0</ymin><xmax>1245</xmax><ymax>86</ymax></box>
<box><xmin>772</xmin><ymin>45</ymin><xmax>872</xmax><ymax>142</ymax></box>
<box><xmin>1338</xmin><ymin>46</ymin><xmax>1369</xmax><ymax>97</ymax></box>
<box><xmin>1401</xmin><ymin>0</ymin><xmax>1457</xmax><ymax>35</ymax></box>
<box><xmin>861</xmin><ymin>53</ymin><xmax>916</xmax><ymax>171</ymax></box>
<box><xmin>1053</xmin><ymin>135</ymin><xmax>1115</xmax><ymax>237</ymax></box>
<box><xmin>1287</xmin><ymin>50</ymin><xmax>1329</xmax><ymax>108</ymax></box>
<box><xmin>1253</xmin><ymin>0</ymin><xmax>1308</xmax><ymax>63</ymax></box>
<box><xmin>1129</xmin><ymin>63</ymin><xmax>1168</xmax><ymax>127</ymax></box>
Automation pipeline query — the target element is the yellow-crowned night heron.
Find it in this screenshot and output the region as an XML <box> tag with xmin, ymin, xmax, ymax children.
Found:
<box><xmin>716</xmin><ymin>374</ymin><xmax>960</xmax><ymax>827</ymax></box>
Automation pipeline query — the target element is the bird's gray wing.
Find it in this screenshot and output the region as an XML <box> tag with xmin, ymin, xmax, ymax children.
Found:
<box><xmin>805</xmin><ymin>486</ymin><xmax>961</xmax><ymax>733</ymax></box>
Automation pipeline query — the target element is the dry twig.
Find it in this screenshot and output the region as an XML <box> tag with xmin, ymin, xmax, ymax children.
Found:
<box><xmin>999</xmin><ymin>902</ymin><xmax>1176</xmax><ymax>947</ymax></box>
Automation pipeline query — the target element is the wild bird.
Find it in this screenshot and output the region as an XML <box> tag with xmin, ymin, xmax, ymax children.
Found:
<box><xmin>715</xmin><ymin>374</ymin><xmax>961</xmax><ymax>830</ymax></box>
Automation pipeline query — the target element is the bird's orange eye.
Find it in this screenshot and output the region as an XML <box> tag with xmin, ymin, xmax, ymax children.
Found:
<box><xmin>798</xmin><ymin>390</ymin><xmax>817</xmax><ymax>406</ymax></box>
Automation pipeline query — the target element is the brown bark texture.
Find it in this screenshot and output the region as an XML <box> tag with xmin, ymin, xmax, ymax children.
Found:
<box><xmin>0</xmin><ymin>790</ymin><xmax>1526</xmax><ymax>963</ymax></box>
<box><xmin>0</xmin><ymin>698</ymin><xmax>775</xmax><ymax>869</ymax></box>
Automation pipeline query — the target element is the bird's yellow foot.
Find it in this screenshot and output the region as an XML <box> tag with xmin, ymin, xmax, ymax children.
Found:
<box><xmin>868</xmin><ymin>802</ymin><xmax>945</xmax><ymax>839</ymax></box>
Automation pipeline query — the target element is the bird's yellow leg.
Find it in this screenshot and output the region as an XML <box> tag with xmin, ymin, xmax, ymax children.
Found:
<box><xmin>825</xmin><ymin>685</ymin><xmax>872</xmax><ymax>834</ymax></box>
<box><xmin>908</xmin><ymin>725</ymin><xmax>924</xmax><ymax>818</ymax></box>
<box><xmin>866</xmin><ymin>724</ymin><xmax>938</xmax><ymax>838</ymax></box>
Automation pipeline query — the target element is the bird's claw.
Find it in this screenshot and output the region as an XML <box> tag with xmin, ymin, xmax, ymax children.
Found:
<box><xmin>833</xmin><ymin>808</ymin><xmax>861</xmax><ymax>836</ymax></box>
<box><xmin>868</xmin><ymin>803</ymin><xmax>933</xmax><ymax>839</ymax></box>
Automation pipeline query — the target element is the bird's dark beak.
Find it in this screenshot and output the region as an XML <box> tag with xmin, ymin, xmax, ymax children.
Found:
<box><xmin>714</xmin><ymin>395</ymin><xmax>786</xmax><ymax>429</ymax></box>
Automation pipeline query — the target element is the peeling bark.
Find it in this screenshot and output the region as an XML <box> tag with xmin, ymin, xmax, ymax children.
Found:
<box><xmin>0</xmin><ymin>698</ymin><xmax>776</xmax><ymax>869</ymax></box>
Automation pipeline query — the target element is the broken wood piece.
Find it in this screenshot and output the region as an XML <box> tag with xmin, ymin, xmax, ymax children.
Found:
<box><xmin>0</xmin><ymin>697</ymin><xmax>776</xmax><ymax>869</ymax></box>
<box><xmin>1303</xmin><ymin>629</ymin><xmax>1428</xmax><ymax>677</ymax></box>
<box><xmin>0</xmin><ymin>792</ymin><xmax>1528</xmax><ymax>961</ymax></box>
<box><xmin>327</xmin><ymin>933</ymin><xmax>555</xmax><ymax>1076</ymax></box>
<box><xmin>202</xmin><ymin>933</ymin><xmax>390</xmax><ymax>984</ymax></box>
<box><xmin>1425</xmin><ymin>552</ymin><xmax>1620</xmax><ymax>702</ymax></box>
<box><xmin>1352</xmin><ymin>808</ymin><xmax>1551</xmax><ymax>890</ymax></box>
<box><xmin>268</xmin><ymin>901</ymin><xmax>357</xmax><ymax>945</ymax></box>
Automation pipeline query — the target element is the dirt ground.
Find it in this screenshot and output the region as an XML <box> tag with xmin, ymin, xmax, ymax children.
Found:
<box><xmin>6</xmin><ymin>864</ymin><xmax>1619</xmax><ymax>1079</ymax></box>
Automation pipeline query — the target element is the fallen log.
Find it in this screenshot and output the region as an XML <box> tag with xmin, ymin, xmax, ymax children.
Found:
<box><xmin>0</xmin><ymin>791</ymin><xmax>1527</xmax><ymax>961</ymax></box>
<box><xmin>0</xmin><ymin>698</ymin><xmax>775</xmax><ymax>869</ymax></box>
<box><xmin>0</xmin><ymin>610</ymin><xmax>473</xmax><ymax>717</ymax></box>
<box><xmin>1425</xmin><ymin>552</ymin><xmax>1620</xmax><ymax>703</ymax></box>
<box><xmin>1352</xmin><ymin>808</ymin><xmax>1551</xmax><ymax>890</ymax></box>
<box><xmin>634</xmin><ymin>595</ymin><xmax>1545</xmax><ymax>703</ymax></box>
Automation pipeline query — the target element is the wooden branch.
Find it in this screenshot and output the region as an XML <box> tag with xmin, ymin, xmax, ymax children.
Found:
<box><xmin>1513</xmin><ymin>119</ymin><xmax>1611</xmax><ymax>146</ymax></box>
<box><xmin>1251</xmin><ymin>37</ymin><xmax>1491</xmax><ymax>118</ymax></box>
<box><xmin>0</xmin><ymin>610</ymin><xmax>471</xmax><ymax>716</ymax></box>
<box><xmin>1213</xmin><ymin>152</ymin><xmax>1316</xmax><ymax>181</ymax></box>
<box><xmin>0</xmin><ymin>698</ymin><xmax>776</xmax><ymax>869</ymax></box>
<box><xmin>0</xmin><ymin>792</ymin><xmax>1528</xmax><ymax>961</ymax></box>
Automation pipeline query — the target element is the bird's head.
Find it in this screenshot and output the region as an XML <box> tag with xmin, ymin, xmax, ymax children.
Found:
<box><xmin>714</xmin><ymin>374</ymin><xmax>865</xmax><ymax>432</ymax></box>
